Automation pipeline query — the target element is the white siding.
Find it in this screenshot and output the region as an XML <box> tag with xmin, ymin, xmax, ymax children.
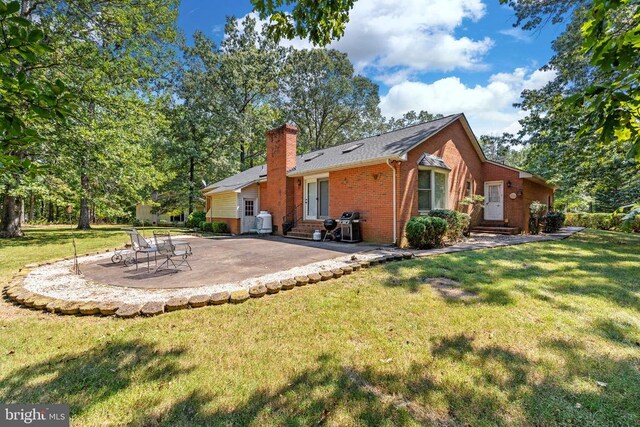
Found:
<box><xmin>239</xmin><ymin>184</ymin><xmax>260</xmax><ymax>212</ymax></box>
<box><xmin>211</xmin><ymin>192</ymin><xmax>239</xmax><ymax>218</ymax></box>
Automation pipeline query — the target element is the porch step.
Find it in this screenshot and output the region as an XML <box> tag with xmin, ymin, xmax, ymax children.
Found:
<box><xmin>479</xmin><ymin>220</ymin><xmax>509</xmax><ymax>227</ymax></box>
<box><xmin>290</xmin><ymin>221</ymin><xmax>324</xmax><ymax>231</ymax></box>
<box><xmin>470</xmin><ymin>226</ymin><xmax>521</xmax><ymax>235</ymax></box>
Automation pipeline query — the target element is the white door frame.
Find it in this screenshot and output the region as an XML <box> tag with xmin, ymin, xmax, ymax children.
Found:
<box><xmin>484</xmin><ymin>181</ymin><xmax>504</xmax><ymax>221</ymax></box>
<box><xmin>241</xmin><ymin>197</ymin><xmax>257</xmax><ymax>233</ymax></box>
<box><xmin>304</xmin><ymin>174</ymin><xmax>329</xmax><ymax>220</ymax></box>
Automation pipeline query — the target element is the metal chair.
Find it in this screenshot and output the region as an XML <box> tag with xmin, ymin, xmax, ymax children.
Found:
<box><xmin>153</xmin><ymin>232</ymin><xmax>192</xmax><ymax>272</ymax></box>
<box><xmin>122</xmin><ymin>228</ymin><xmax>158</xmax><ymax>271</ymax></box>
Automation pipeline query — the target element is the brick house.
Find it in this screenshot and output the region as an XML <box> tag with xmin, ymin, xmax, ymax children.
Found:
<box><xmin>202</xmin><ymin>114</ymin><xmax>555</xmax><ymax>245</ymax></box>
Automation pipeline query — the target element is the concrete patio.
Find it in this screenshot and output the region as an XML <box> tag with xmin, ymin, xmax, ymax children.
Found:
<box><xmin>81</xmin><ymin>235</ymin><xmax>381</xmax><ymax>289</ymax></box>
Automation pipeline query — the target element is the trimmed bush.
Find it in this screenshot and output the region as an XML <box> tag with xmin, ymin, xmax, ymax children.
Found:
<box><xmin>212</xmin><ymin>222</ymin><xmax>229</xmax><ymax>233</ymax></box>
<box><xmin>201</xmin><ymin>221</ymin><xmax>229</xmax><ymax>233</ymax></box>
<box><xmin>564</xmin><ymin>213</ymin><xmax>621</xmax><ymax>230</ymax></box>
<box><xmin>405</xmin><ymin>216</ymin><xmax>448</xmax><ymax>249</ymax></box>
<box><xmin>187</xmin><ymin>211</ymin><xmax>206</xmax><ymax>228</ymax></box>
<box><xmin>543</xmin><ymin>211</ymin><xmax>565</xmax><ymax>233</ymax></box>
<box><xmin>429</xmin><ymin>209</ymin><xmax>471</xmax><ymax>242</ymax></box>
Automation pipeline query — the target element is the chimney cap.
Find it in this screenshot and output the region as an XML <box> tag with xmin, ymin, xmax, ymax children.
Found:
<box><xmin>267</xmin><ymin>123</ymin><xmax>298</xmax><ymax>134</ymax></box>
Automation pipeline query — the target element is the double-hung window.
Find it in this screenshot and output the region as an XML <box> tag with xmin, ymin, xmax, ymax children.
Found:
<box><xmin>418</xmin><ymin>169</ymin><xmax>448</xmax><ymax>211</ymax></box>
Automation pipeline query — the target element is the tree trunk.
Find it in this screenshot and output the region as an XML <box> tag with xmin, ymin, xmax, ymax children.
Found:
<box><xmin>1</xmin><ymin>194</ymin><xmax>24</xmax><ymax>238</ymax></box>
<box><xmin>20</xmin><ymin>198</ymin><xmax>25</xmax><ymax>224</ymax></box>
<box><xmin>47</xmin><ymin>201</ymin><xmax>54</xmax><ymax>222</ymax></box>
<box><xmin>188</xmin><ymin>156</ymin><xmax>195</xmax><ymax>214</ymax></box>
<box><xmin>28</xmin><ymin>192</ymin><xmax>34</xmax><ymax>223</ymax></box>
<box><xmin>78</xmin><ymin>170</ymin><xmax>91</xmax><ymax>230</ymax></box>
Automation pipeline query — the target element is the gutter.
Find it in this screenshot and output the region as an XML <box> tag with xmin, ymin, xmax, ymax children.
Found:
<box><xmin>386</xmin><ymin>159</ymin><xmax>397</xmax><ymax>245</ymax></box>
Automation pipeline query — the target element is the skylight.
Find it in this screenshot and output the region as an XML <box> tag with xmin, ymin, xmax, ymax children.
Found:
<box><xmin>342</xmin><ymin>143</ymin><xmax>364</xmax><ymax>154</ymax></box>
<box><xmin>304</xmin><ymin>152</ymin><xmax>324</xmax><ymax>162</ymax></box>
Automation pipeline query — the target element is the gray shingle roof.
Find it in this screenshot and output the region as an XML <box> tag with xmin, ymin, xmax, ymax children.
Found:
<box><xmin>288</xmin><ymin>114</ymin><xmax>462</xmax><ymax>176</ymax></box>
<box><xmin>203</xmin><ymin>164</ymin><xmax>266</xmax><ymax>194</ymax></box>
<box><xmin>417</xmin><ymin>153</ymin><xmax>451</xmax><ymax>170</ymax></box>
<box><xmin>204</xmin><ymin>114</ymin><xmax>465</xmax><ymax>192</ymax></box>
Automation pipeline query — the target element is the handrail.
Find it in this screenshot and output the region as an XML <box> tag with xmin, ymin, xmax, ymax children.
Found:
<box><xmin>282</xmin><ymin>203</ymin><xmax>303</xmax><ymax>234</ymax></box>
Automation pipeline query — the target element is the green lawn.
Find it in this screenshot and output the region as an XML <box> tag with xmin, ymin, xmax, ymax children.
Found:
<box><xmin>1</xmin><ymin>227</ymin><xmax>639</xmax><ymax>426</ymax></box>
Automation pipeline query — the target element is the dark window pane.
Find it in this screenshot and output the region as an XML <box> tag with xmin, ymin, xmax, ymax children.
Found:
<box><xmin>418</xmin><ymin>170</ymin><xmax>431</xmax><ymax>189</ymax></box>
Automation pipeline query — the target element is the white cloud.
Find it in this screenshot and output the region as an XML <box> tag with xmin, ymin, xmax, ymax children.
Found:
<box><xmin>380</xmin><ymin>67</ymin><xmax>557</xmax><ymax>135</ymax></box>
<box><xmin>244</xmin><ymin>0</ymin><xmax>492</xmax><ymax>74</ymax></box>
<box><xmin>499</xmin><ymin>27</ymin><xmax>533</xmax><ymax>43</ymax></box>
<box><xmin>328</xmin><ymin>0</ymin><xmax>492</xmax><ymax>73</ymax></box>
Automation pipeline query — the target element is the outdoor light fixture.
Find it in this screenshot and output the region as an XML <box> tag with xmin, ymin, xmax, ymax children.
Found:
<box><xmin>507</xmin><ymin>180</ymin><xmax>512</xmax><ymax>188</ymax></box>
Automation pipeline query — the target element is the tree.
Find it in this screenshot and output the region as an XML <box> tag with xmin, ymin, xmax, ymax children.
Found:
<box><xmin>27</xmin><ymin>0</ymin><xmax>179</xmax><ymax>229</ymax></box>
<box><xmin>279</xmin><ymin>48</ymin><xmax>382</xmax><ymax>152</ymax></box>
<box><xmin>183</xmin><ymin>16</ymin><xmax>285</xmax><ymax>170</ymax></box>
<box><xmin>478</xmin><ymin>133</ymin><xmax>526</xmax><ymax>167</ymax></box>
<box><xmin>250</xmin><ymin>0</ymin><xmax>356</xmax><ymax>46</ymax></box>
<box><xmin>502</xmin><ymin>0</ymin><xmax>640</xmax><ymax>211</ymax></box>
<box><xmin>385</xmin><ymin>110</ymin><xmax>444</xmax><ymax>132</ymax></box>
<box><xmin>502</xmin><ymin>0</ymin><xmax>640</xmax><ymax>160</ymax></box>
<box><xmin>0</xmin><ymin>0</ymin><xmax>75</xmax><ymax>237</ymax></box>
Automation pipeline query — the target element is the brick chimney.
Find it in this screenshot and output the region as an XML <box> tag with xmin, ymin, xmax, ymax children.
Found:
<box><xmin>263</xmin><ymin>123</ymin><xmax>297</xmax><ymax>234</ymax></box>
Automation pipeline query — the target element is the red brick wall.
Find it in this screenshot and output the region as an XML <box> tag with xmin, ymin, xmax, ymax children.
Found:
<box><xmin>482</xmin><ymin>162</ymin><xmax>554</xmax><ymax>232</ymax></box>
<box><xmin>210</xmin><ymin>217</ymin><xmax>240</xmax><ymax>234</ymax></box>
<box><xmin>397</xmin><ymin>120</ymin><xmax>485</xmax><ymax>246</ymax></box>
<box><xmin>482</xmin><ymin>162</ymin><xmax>522</xmax><ymax>228</ymax></box>
<box><xmin>329</xmin><ymin>163</ymin><xmax>395</xmax><ymax>243</ymax></box>
<box><xmin>262</xmin><ymin>124</ymin><xmax>297</xmax><ymax>234</ymax></box>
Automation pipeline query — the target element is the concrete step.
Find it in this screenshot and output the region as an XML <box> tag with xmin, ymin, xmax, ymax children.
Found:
<box><xmin>479</xmin><ymin>220</ymin><xmax>509</xmax><ymax>227</ymax></box>
<box><xmin>470</xmin><ymin>226</ymin><xmax>520</xmax><ymax>235</ymax></box>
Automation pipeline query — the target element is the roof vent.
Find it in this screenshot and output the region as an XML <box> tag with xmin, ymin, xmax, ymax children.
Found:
<box><xmin>342</xmin><ymin>143</ymin><xmax>364</xmax><ymax>154</ymax></box>
<box><xmin>304</xmin><ymin>152</ymin><xmax>324</xmax><ymax>162</ymax></box>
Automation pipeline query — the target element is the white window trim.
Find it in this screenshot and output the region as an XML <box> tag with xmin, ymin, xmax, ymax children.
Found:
<box><xmin>417</xmin><ymin>167</ymin><xmax>449</xmax><ymax>213</ymax></box>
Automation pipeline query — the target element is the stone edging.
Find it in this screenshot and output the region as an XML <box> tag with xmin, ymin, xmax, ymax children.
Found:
<box><xmin>3</xmin><ymin>227</ymin><xmax>583</xmax><ymax>319</ymax></box>
<box><xmin>3</xmin><ymin>251</ymin><xmax>414</xmax><ymax>319</ymax></box>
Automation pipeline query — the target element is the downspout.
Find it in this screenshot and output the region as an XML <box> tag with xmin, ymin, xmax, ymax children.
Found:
<box><xmin>386</xmin><ymin>159</ymin><xmax>397</xmax><ymax>245</ymax></box>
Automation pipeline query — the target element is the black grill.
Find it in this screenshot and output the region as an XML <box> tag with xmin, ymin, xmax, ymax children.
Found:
<box><xmin>323</xmin><ymin>218</ymin><xmax>337</xmax><ymax>232</ymax></box>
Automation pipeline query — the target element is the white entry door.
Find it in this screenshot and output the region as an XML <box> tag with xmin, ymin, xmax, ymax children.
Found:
<box><xmin>484</xmin><ymin>181</ymin><xmax>504</xmax><ymax>220</ymax></box>
<box><xmin>241</xmin><ymin>198</ymin><xmax>257</xmax><ymax>233</ymax></box>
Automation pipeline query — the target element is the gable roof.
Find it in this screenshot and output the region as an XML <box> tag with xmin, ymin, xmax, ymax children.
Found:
<box><xmin>202</xmin><ymin>164</ymin><xmax>266</xmax><ymax>195</ymax></box>
<box><xmin>287</xmin><ymin>114</ymin><xmax>470</xmax><ymax>176</ymax></box>
<box><xmin>417</xmin><ymin>153</ymin><xmax>451</xmax><ymax>170</ymax></box>
<box><xmin>204</xmin><ymin>114</ymin><xmax>555</xmax><ymax>193</ymax></box>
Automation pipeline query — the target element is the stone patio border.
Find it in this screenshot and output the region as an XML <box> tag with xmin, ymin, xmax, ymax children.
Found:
<box><xmin>2</xmin><ymin>227</ymin><xmax>583</xmax><ymax>319</ymax></box>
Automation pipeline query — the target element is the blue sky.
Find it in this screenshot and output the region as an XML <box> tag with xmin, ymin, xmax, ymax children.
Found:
<box><xmin>178</xmin><ymin>0</ymin><xmax>565</xmax><ymax>136</ymax></box>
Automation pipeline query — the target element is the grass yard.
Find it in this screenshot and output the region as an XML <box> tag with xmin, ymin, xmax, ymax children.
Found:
<box><xmin>1</xmin><ymin>227</ymin><xmax>639</xmax><ymax>426</ymax></box>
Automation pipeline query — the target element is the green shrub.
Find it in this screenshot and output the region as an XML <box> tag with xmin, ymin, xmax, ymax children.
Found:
<box><xmin>529</xmin><ymin>201</ymin><xmax>547</xmax><ymax>235</ymax></box>
<box><xmin>429</xmin><ymin>209</ymin><xmax>470</xmax><ymax>242</ymax></box>
<box><xmin>187</xmin><ymin>211</ymin><xmax>206</xmax><ymax>228</ymax></box>
<box><xmin>211</xmin><ymin>222</ymin><xmax>229</xmax><ymax>233</ymax></box>
<box><xmin>201</xmin><ymin>221</ymin><xmax>229</xmax><ymax>233</ymax></box>
<box><xmin>405</xmin><ymin>216</ymin><xmax>448</xmax><ymax>249</ymax></box>
<box><xmin>564</xmin><ymin>213</ymin><xmax>620</xmax><ymax>230</ymax></box>
<box><xmin>543</xmin><ymin>211</ymin><xmax>565</xmax><ymax>233</ymax></box>
<box><xmin>199</xmin><ymin>221</ymin><xmax>206</xmax><ymax>230</ymax></box>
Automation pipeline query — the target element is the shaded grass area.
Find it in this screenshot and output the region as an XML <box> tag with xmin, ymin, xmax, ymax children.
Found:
<box><xmin>0</xmin><ymin>225</ymin><xmax>188</xmax><ymax>283</ymax></box>
<box><xmin>0</xmin><ymin>228</ymin><xmax>639</xmax><ymax>426</ymax></box>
